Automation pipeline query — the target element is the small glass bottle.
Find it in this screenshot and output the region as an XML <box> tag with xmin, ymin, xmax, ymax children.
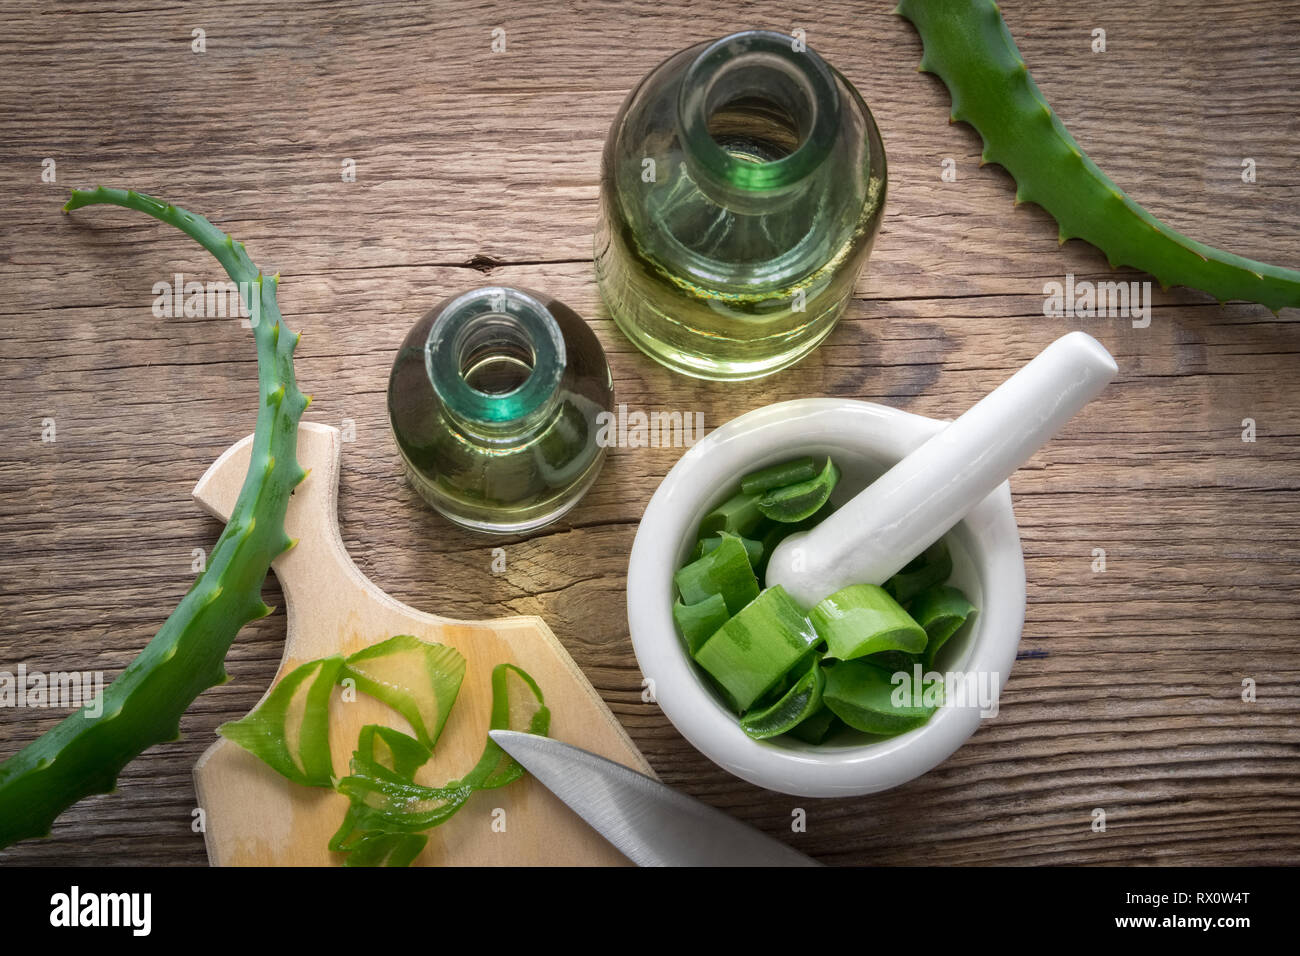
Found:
<box><xmin>387</xmin><ymin>286</ymin><xmax>614</xmax><ymax>534</ymax></box>
<box><xmin>595</xmin><ymin>30</ymin><xmax>887</xmax><ymax>381</ymax></box>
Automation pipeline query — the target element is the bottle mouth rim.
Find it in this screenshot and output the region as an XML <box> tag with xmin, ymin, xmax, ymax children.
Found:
<box><xmin>425</xmin><ymin>286</ymin><xmax>565</xmax><ymax>425</ymax></box>
<box><xmin>677</xmin><ymin>30</ymin><xmax>841</xmax><ymax>192</ymax></box>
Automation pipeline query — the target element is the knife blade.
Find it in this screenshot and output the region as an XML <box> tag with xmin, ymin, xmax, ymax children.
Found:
<box><xmin>489</xmin><ymin>730</ymin><xmax>820</xmax><ymax>867</ymax></box>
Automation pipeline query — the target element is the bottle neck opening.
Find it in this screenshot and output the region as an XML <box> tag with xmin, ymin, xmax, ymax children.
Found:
<box><xmin>678</xmin><ymin>30</ymin><xmax>840</xmax><ymax>201</ymax></box>
<box><xmin>425</xmin><ymin>287</ymin><xmax>565</xmax><ymax>436</ymax></box>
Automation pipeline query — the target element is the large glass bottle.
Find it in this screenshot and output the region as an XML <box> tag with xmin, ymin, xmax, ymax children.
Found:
<box><xmin>387</xmin><ymin>286</ymin><xmax>614</xmax><ymax>534</ymax></box>
<box><xmin>595</xmin><ymin>30</ymin><xmax>887</xmax><ymax>381</ymax></box>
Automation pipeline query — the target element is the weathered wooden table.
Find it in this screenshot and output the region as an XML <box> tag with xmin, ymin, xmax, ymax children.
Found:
<box><xmin>2</xmin><ymin>0</ymin><xmax>1297</xmax><ymax>865</ymax></box>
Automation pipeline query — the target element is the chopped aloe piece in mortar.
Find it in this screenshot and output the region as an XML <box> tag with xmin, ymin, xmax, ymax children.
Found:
<box><xmin>884</xmin><ymin>539</ymin><xmax>953</xmax><ymax>605</ymax></box>
<box><xmin>786</xmin><ymin>705</ymin><xmax>842</xmax><ymax>745</ymax></box>
<box><xmin>674</xmin><ymin>534</ymin><xmax>759</xmax><ymax>615</ymax></box>
<box><xmin>809</xmin><ymin>583</ymin><xmax>928</xmax><ymax>661</ymax></box>
<box><xmin>693</xmin><ymin>585</ymin><xmax>819</xmax><ymax>712</ymax></box>
<box><xmin>823</xmin><ymin>659</ymin><xmax>941</xmax><ymax>736</ymax></box>
<box><xmin>866</xmin><ymin>649</ymin><xmax>921</xmax><ymax>673</ymax></box>
<box><xmin>740</xmin><ymin>657</ymin><xmax>826</xmax><ymax>740</ymax></box>
<box><xmin>740</xmin><ymin>456</ymin><xmax>819</xmax><ymax>496</ymax></box>
<box><xmin>699</xmin><ymin>489</ymin><xmax>766</xmax><ymax>538</ymax></box>
<box><xmin>692</xmin><ymin>531</ymin><xmax>765</xmax><ymax>569</ymax></box>
<box><xmin>909</xmin><ymin>584</ymin><xmax>977</xmax><ymax>666</ymax></box>
<box><xmin>756</xmin><ymin>457</ymin><xmax>839</xmax><ymax>523</ymax></box>
<box><xmin>673</xmin><ymin>593</ymin><xmax>730</xmax><ymax>655</ymax></box>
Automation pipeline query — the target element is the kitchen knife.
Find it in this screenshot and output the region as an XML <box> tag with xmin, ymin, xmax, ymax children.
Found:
<box><xmin>489</xmin><ymin>730</ymin><xmax>820</xmax><ymax>867</ymax></box>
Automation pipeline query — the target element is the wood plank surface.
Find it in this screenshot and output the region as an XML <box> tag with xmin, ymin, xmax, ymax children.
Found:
<box><xmin>1</xmin><ymin>0</ymin><xmax>1298</xmax><ymax>865</ymax></box>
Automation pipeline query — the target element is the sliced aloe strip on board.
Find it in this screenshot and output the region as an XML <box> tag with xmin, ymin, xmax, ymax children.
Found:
<box><xmin>909</xmin><ymin>584</ymin><xmax>978</xmax><ymax>665</ymax></box>
<box><xmin>810</xmin><ymin>583</ymin><xmax>928</xmax><ymax>661</ymax></box>
<box><xmin>460</xmin><ymin>663</ymin><xmax>551</xmax><ymax>790</ymax></box>
<box><xmin>355</xmin><ymin>724</ymin><xmax>432</xmax><ymax>779</ymax></box>
<box><xmin>331</xmin><ymin>663</ymin><xmax>550</xmax><ymax>861</ymax></box>
<box><xmin>823</xmin><ymin>659</ymin><xmax>942</xmax><ymax>736</ymax></box>
<box><xmin>335</xmin><ymin>771</ymin><xmax>475</xmax><ymax>834</ymax></box>
<box><xmin>342</xmin><ymin>635</ymin><xmax>466</xmax><ymax>750</ymax></box>
<box><xmin>674</xmin><ymin>533</ymin><xmax>759</xmax><ymax>615</ymax></box>
<box><xmin>218</xmin><ymin>656</ymin><xmax>345</xmax><ymax>787</ymax></box>
<box><xmin>693</xmin><ymin>585</ymin><xmax>820</xmax><ymax>712</ymax></box>
<box><xmin>884</xmin><ymin>539</ymin><xmax>954</xmax><ymax>604</ymax></box>
<box><xmin>740</xmin><ymin>657</ymin><xmax>826</xmax><ymax>740</ymax></box>
<box><xmin>337</xmin><ymin>830</ymin><xmax>429</xmax><ymax>867</ymax></box>
<box><xmin>700</xmin><ymin>489</ymin><xmax>766</xmax><ymax>538</ymax></box>
<box><xmin>756</xmin><ymin>458</ymin><xmax>840</xmax><ymax>523</ymax></box>
<box><xmin>673</xmin><ymin>592</ymin><xmax>730</xmax><ymax>655</ymax></box>
<box><xmin>740</xmin><ymin>456</ymin><xmax>819</xmax><ymax>496</ymax></box>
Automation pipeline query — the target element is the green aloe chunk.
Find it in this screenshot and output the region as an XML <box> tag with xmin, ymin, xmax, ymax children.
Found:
<box><xmin>786</xmin><ymin>705</ymin><xmax>842</xmax><ymax>745</ymax></box>
<box><xmin>909</xmin><ymin>585</ymin><xmax>977</xmax><ymax>666</ymax></box>
<box><xmin>740</xmin><ymin>456</ymin><xmax>819</xmax><ymax>496</ymax></box>
<box><xmin>674</xmin><ymin>534</ymin><xmax>760</xmax><ymax>615</ymax></box>
<box><xmin>693</xmin><ymin>531</ymin><xmax>765</xmax><ymax>569</ymax></box>
<box><xmin>823</xmin><ymin>659</ymin><xmax>942</xmax><ymax>736</ymax></box>
<box><xmin>866</xmin><ymin>649</ymin><xmax>922</xmax><ymax>673</ymax></box>
<box><xmin>342</xmin><ymin>635</ymin><xmax>466</xmax><ymax>750</ymax></box>
<box><xmin>884</xmin><ymin>539</ymin><xmax>953</xmax><ymax>605</ymax></box>
<box><xmin>218</xmin><ymin>656</ymin><xmax>345</xmax><ymax>788</ymax></box>
<box><xmin>809</xmin><ymin>584</ymin><xmax>928</xmax><ymax>661</ymax></box>
<box><xmin>756</xmin><ymin>458</ymin><xmax>840</xmax><ymax>523</ymax></box>
<box><xmin>752</xmin><ymin>664</ymin><xmax>799</xmax><ymax>709</ymax></box>
<box><xmin>693</xmin><ymin>585</ymin><xmax>820</xmax><ymax>712</ymax></box>
<box><xmin>673</xmin><ymin>593</ymin><xmax>730</xmax><ymax>655</ymax></box>
<box><xmin>740</xmin><ymin>657</ymin><xmax>826</xmax><ymax>740</ymax></box>
<box><xmin>699</xmin><ymin>489</ymin><xmax>766</xmax><ymax>538</ymax></box>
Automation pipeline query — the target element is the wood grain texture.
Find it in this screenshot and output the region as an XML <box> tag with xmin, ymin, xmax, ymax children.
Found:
<box><xmin>1</xmin><ymin>0</ymin><xmax>1298</xmax><ymax>866</ymax></box>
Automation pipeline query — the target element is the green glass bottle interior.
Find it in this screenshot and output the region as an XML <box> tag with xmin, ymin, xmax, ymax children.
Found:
<box><xmin>387</xmin><ymin>287</ymin><xmax>614</xmax><ymax>534</ymax></box>
<box><xmin>595</xmin><ymin>30</ymin><xmax>887</xmax><ymax>381</ymax></box>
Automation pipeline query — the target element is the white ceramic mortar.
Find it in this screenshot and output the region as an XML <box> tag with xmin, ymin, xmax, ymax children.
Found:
<box><xmin>627</xmin><ymin>333</ymin><xmax>1116</xmax><ymax>797</ymax></box>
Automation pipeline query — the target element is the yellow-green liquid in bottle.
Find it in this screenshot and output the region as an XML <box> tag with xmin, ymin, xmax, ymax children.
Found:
<box><xmin>596</xmin><ymin>31</ymin><xmax>887</xmax><ymax>381</ymax></box>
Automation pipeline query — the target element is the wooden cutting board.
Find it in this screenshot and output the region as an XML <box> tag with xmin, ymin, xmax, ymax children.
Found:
<box><xmin>191</xmin><ymin>421</ymin><xmax>651</xmax><ymax>866</ymax></box>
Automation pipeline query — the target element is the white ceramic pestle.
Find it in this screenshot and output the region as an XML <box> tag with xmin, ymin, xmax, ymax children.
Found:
<box><xmin>765</xmin><ymin>331</ymin><xmax>1118</xmax><ymax>608</ymax></box>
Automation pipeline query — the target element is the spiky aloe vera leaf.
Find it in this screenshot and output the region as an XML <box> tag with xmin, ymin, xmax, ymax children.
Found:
<box><xmin>897</xmin><ymin>0</ymin><xmax>1300</xmax><ymax>311</ymax></box>
<box><xmin>0</xmin><ymin>187</ymin><xmax>309</xmax><ymax>849</ymax></box>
